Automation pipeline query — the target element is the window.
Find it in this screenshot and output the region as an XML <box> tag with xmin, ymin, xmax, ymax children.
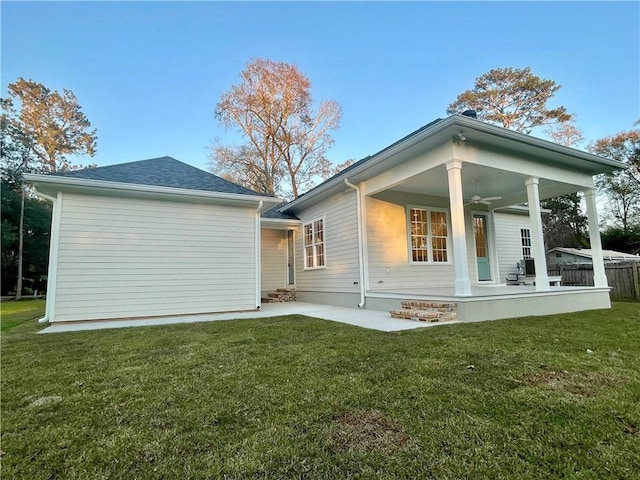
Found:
<box><xmin>303</xmin><ymin>218</ymin><xmax>325</xmax><ymax>269</ymax></box>
<box><xmin>408</xmin><ymin>207</ymin><xmax>449</xmax><ymax>263</ymax></box>
<box><xmin>520</xmin><ymin>228</ymin><xmax>532</xmax><ymax>259</ymax></box>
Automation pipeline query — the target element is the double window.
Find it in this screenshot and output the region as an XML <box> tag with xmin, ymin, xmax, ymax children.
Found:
<box><xmin>303</xmin><ymin>218</ymin><xmax>325</xmax><ymax>269</ymax></box>
<box><xmin>408</xmin><ymin>207</ymin><xmax>449</xmax><ymax>263</ymax></box>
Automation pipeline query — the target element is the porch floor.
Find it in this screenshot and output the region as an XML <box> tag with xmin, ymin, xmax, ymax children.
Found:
<box><xmin>367</xmin><ymin>284</ymin><xmax>598</xmax><ymax>301</ymax></box>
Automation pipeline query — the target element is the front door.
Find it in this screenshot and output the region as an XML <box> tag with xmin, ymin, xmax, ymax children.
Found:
<box><xmin>287</xmin><ymin>230</ymin><xmax>295</xmax><ymax>285</ymax></box>
<box><xmin>473</xmin><ymin>214</ymin><xmax>491</xmax><ymax>281</ymax></box>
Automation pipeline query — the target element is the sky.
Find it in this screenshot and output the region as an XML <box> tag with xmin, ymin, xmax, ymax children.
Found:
<box><xmin>2</xmin><ymin>1</ymin><xmax>639</xmax><ymax>173</ymax></box>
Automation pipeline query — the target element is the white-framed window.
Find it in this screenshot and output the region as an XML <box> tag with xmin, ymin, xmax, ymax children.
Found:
<box><xmin>408</xmin><ymin>207</ymin><xmax>450</xmax><ymax>263</ymax></box>
<box><xmin>520</xmin><ymin>228</ymin><xmax>532</xmax><ymax>259</ymax></box>
<box><xmin>303</xmin><ymin>217</ymin><xmax>325</xmax><ymax>269</ymax></box>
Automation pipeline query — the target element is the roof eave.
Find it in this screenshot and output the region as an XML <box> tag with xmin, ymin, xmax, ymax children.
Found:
<box><xmin>282</xmin><ymin>115</ymin><xmax>624</xmax><ymax>213</ymax></box>
<box><xmin>24</xmin><ymin>173</ymin><xmax>283</xmax><ymax>209</ymax></box>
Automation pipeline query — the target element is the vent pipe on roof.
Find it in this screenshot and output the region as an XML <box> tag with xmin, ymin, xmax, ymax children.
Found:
<box><xmin>461</xmin><ymin>110</ymin><xmax>477</xmax><ymax>118</ymax></box>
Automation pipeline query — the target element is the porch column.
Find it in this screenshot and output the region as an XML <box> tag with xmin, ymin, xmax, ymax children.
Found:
<box><xmin>525</xmin><ymin>177</ymin><xmax>550</xmax><ymax>291</ymax></box>
<box><xmin>584</xmin><ymin>188</ymin><xmax>609</xmax><ymax>287</ymax></box>
<box><xmin>446</xmin><ymin>160</ymin><xmax>472</xmax><ymax>296</ymax></box>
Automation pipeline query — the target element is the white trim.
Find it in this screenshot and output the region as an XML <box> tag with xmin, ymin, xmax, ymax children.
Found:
<box><xmin>406</xmin><ymin>205</ymin><xmax>452</xmax><ymax>265</ymax></box>
<box><xmin>302</xmin><ymin>216</ymin><xmax>327</xmax><ymax>270</ymax></box>
<box><xmin>43</xmin><ymin>191</ymin><xmax>63</xmax><ymax>323</ymax></box>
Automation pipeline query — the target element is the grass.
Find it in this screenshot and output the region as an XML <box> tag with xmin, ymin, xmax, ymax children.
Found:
<box><xmin>0</xmin><ymin>299</ymin><xmax>46</xmax><ymax>331</ymax></box>
<box><xmin>1</xmin><ymin>300</ymin><xmax>639</xmax><ymax>479</ymax></box>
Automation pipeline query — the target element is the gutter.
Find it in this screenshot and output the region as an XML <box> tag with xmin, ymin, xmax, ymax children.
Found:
<box><xmin>344</xmin><ymin>179</ymin><xmax>366</xmax><ymax>308</ymax></box>
<box><xmin>23</xmin><ymin>173</ymin><xmax>282</xmax><ymax>207</ymax></box>
<box><xmin>255</xmin><ymin>201</ymin><xmax>263</xmax><ymax>309</ymax></box>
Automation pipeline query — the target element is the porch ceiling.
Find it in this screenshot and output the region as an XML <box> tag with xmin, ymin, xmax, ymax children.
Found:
<box><xmin>386</xmin><ymin>163</ymin><xmax>580</xmax><ymax>207</ymax></box>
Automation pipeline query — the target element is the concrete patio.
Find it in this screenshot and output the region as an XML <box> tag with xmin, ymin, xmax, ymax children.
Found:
<box><xmin>39</xmin><ymin>302</ymin><xmax>462</xmax><ymax>334</ymax></box>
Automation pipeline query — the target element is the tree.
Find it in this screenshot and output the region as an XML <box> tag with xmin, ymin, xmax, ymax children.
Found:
<box><xmin>541</xmin><ymin>118</ymin><xmax>589</xmax><ymax>249</ymax></box>
<box><xmin>2</xmin><ymin>78</ymin><xmax>97</xmax><ymax>298</ymax></box>
<box><xmin>446</xmin><ymin>67</ymin><xmax>571</xmax><ymax>134</ymax></box>
<box><xmin>5</xmin><ymin>78</ymin><xmax>97</xmax><ymax>173</ymax></box>
<box><xmin>212</xmin><ymin>58</ymin><xmax>341</xmax><ymax>198</ymax></box>
<box><xmin>589</xmin><ymin>128</ymin><xmax>640</xmax><ymax>232</ymax></box>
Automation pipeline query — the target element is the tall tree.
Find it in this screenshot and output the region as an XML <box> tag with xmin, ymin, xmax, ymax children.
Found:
<box><xmin>446</xmin><ymin>67</ymin><xmax>571</xmax><ymax>133</ymax></box>
<box><xmin>212</xmin><ymin>58</ymin><xmax>341</xmax><ymax>198</ymax></box>
<box><xmin>6</xmin><ymin>78</ymin><xmax>97</xmax><ymax>172</ymax></box>
<box><xmin>2</xmin><ymin>78</ymin><xmax>97</xmax><ymax>298</ymax></box>
<box><xmin>589</xmin><ymin>127</ymin><xmax>640</xmax><ymax>232</ymax></box>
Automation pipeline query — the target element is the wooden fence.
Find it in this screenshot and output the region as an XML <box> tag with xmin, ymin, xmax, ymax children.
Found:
<box><xmin>547</xmin><ymin>262</ymin><xmax>640</xmax><ymax>301</ymax></box>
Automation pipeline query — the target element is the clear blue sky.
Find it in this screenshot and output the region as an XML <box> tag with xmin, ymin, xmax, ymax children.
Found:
<box><xmin>2</xmin><ymin>1</ymin><xmax>639</xmax><ymax>172</ymax></box>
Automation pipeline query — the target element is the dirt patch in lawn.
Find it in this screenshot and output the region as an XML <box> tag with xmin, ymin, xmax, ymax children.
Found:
<box><xmin>325</xmin><ymin>409</ymin><xmax>411</xmax><ymax>454</ymax></box>
<box><xmin>28</xmin><ymin>396</ymin><xmax>62</xmax><ymax>408</ymax></box>
<box><xmin>518</xmin><ymin>369</ymin><xmax>621</xmax><ymax>397</ymax></box>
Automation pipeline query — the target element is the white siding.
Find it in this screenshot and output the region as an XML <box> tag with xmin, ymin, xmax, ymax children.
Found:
<box><xmin>53</xmin><ymin>193</ymin><xmax>256</xmax><ymax>322</ymax></box>
<box><xmin>261</xmin><ymin>229</ymin><xmax>287</xmax><ymax>293</ymax></box>
<box><xmin>493</xmin><ymin>212</ymin><xmax>532</xmax><ymax>281</ymax></box>
<box><xmin>366</xmin><ymin>197</ymin><xmax>455</xmax><ymax>289</ymax></box>
<box><xmin>295</xmin><ymin>190</ymin><xmax>360</xmax><ymax>293</ymax></box>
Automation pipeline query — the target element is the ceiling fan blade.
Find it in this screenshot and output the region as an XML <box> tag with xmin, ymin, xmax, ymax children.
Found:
<box><xmin>481</xmin><ymin>196</ymin><xmax>502</xmax><ymax>202</ymax></box>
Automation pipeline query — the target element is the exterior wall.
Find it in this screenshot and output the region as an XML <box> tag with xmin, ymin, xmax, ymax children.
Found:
<box><xmin>261</xmin><ymin>229</ymin><xmax>287</xmax><ymax>293</ymax></box>
<box><xmin>294</xmin><ymin>190</ymin><xmax>360</xmax><ymax>294</ymax></box>
<box><xmin>365</xmin><ymin>196</ymin><xmax>455</xmax><ymax>289</ymax></box>
<box><xmin>52</xmin><ymin>192</ymin><xmax>257</xmax><ymax>322</ymax></box>
<box><xmin>493</xmin><ymin>211</ymin><xmax>532</xmax><ymax>281</ymax></box>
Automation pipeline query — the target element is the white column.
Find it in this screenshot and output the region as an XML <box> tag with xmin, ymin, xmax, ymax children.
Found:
<box><xmin>525</xmin><ymin>177</ymin><xmax>550</xmax><ymax>291</ymax></box>
<box><xmin>446</xmin><ymin>160</ymin><xmax>472</xmax><ymax>296</ymax></box>
<box><xmin>584</xmin><ymin>188</ymin><xmax>609</xmax><ymax>287</ymax></box>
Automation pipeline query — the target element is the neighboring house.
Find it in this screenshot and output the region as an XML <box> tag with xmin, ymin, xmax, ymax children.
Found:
<box><xmin>548</xmin><ymin>247</ymin><xmax>640</xmax><ymax>265</ymax></box>
<box><xmin>26</xmin><ymin>114</ymin><xmax>624</xmax><ymax>326</ymax></box>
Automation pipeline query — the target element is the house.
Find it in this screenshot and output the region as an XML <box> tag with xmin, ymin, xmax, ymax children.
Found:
<box><xmin>26</xmin><ymin>114</ymin><xmax>624</xmax><ymax>327</ymax></box>
<box><xmin>25</xmin><ymin>157</ymin><xmax>282</xmax><ymax>323</ymax></box>
<box><xmin>548</xmin><ymin>247</ymin><xmax>640</xmax><ymax>265</ymax></box>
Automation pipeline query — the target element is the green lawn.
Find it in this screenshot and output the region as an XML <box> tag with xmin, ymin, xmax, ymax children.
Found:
<box><xmin>0</xmin><ymin>298</ymin><xmax>46</xmax><ymax>331</ymax></box>
<box><xmin>1</xmin><ymin>301</ymin><xmax>639</xmax><ymax>479</ymax></box>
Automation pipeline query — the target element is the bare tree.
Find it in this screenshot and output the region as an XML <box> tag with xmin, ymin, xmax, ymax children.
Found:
<box><xmin>590</xmin><ymin>128</ymin><xmax>640</xmax><ymax>232</ymax></box>
<box><xmin>212</xmin><ymin>59</ymin><xmax>341</xmax><ymax>198</ymax></box>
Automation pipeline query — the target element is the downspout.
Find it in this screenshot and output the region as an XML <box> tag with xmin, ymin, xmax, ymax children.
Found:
<box><xmin>32</xmin><ymin>188</ymin><xmax>58</xmax><ymax>323</ymax></box>
<box><xmin>255</xmin><ymin>200</ymin><xmax>263</xmax><ymax>309</ymax></box>
<box><xmin>344</xmin><ymin>179</ymin><xmax>365</xmax><ymax>308</ymax></box>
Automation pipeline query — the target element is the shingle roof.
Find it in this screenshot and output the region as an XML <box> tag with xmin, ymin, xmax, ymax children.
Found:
<box><xmin>51</xmin><ymin>156</ymin><xmax>268</xmax><ymax>197</ymax></box>
<box><xmin>261</xmin><ymin>202</ymin><xmax>300</xmax><ymax>220</ymax></box>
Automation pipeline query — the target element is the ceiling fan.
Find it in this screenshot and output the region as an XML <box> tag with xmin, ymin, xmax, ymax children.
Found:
<box><xmin>464</xmin><ymin>179</ymin><xmax>501</xmax><ymax>206</ymax></box>
<box><xmin>464</xmin><ymin>194</ymin><xmax>502</xmax><ymax>206</ymax></box>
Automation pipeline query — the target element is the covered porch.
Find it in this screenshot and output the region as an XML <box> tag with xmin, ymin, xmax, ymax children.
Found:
<box><xmin>344</xmin><ymin>117</ymin><xmax>617</xmax><ymax>321</ymax></box>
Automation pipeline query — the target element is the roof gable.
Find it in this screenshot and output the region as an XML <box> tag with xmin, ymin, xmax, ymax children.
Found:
<box><xmin>51</xmin><ymin>156</ymin><xmax>264</xmax><ymax>196</ymax></box>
